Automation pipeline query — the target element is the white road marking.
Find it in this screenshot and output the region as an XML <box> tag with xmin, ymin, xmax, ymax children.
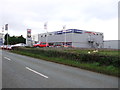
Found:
<box><xmin>4</xmin><ymin>57</ymin><xmax>11</xmax><ymax>61</ymax></box>
<box><xmin>26</xmin><ymin>67</ymin><xmax>49</xmax><ymax>79</ymax></box>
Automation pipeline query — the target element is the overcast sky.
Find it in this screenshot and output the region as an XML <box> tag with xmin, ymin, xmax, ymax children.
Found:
<box><xmin>0</xmin><ymin>0</ymin><xmax>118</xmax><ymax>40</ymax></box>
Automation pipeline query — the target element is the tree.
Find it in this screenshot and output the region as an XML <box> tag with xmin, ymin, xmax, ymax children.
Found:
<box><xmin>17</xmin><ymin>35</ymin><xmax>26</xmax><ymax>44</ymax></box>
<box><xmin>8</xmin><ymin>36</ymin><xmax>17</xmax><ymax>45</ymax></box>
<box><xmin>4</xmin><ymin>33</ymin><xmax>10</xmax><ymax>45</ymax></box>
<box><xmin>4</xmin><ymin>34</ymin><xmax>26</xmax><ymax>45</ymax></box>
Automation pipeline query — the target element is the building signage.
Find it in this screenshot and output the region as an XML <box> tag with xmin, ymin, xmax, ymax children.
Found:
<box><xmin>85</xmin><ymin>31</ymin><xmax>96</xmax><ymax>35</ymax></box>
<box><xmin>27</xmin><ymin>29</ymin><xmax>31</xmax><ymax>38</ymax></box>
<box><xmin>27</xmin><ymin>29</ymin><xmax>32</xmax><ymax>46</ymax></box>
<box><xmin>74</xmin><ymin>29</ymin><xmax>83</xmax><ymax>34</ymax></box>
<box><xmin>55</xmin><ymin>29</ymin><xmax>83</xmax><ymax>35</ymax></box>
<box><xmin>55</xmin><ymin>31</ymin><xmax>63</xmax><ymax>35</ymax></box>
<box><xmin>63</xmin><ymin>29</ymin><xmax>73</xmax><ymax>33</ymax></box>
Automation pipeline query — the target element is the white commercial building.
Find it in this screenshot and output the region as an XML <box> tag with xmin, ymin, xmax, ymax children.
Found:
<box><xmin>32</xmin><ymin>29</ymin><xmax>104</xmax><ymax>48</ymax></box>
<box><xmin>104</xmin><ymin>40</ymin><xmax>120</xmax><ymax>49</ymax></box>
<box><xmin>32</xmin><ymin>34</ymin><xmax>39</xmax><ymax>44</ymax></box>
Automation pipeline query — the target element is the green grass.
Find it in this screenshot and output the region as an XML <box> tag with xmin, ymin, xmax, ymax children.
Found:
<box><xmin>63</xmin><ymin>48</ymin><xmax>119</xmax><ymax>56</ymax></box>
<box><xmin>32</xmin><ymin>47</ymin><xmax>120</xmax><ymax>56</ymax></box>
<box><xmin>11</xmin><ymin>50</ymin><xmax>119</xmax><ymax>77</ymax></box>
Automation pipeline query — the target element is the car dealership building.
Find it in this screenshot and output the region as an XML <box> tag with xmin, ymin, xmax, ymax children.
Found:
<box><xmin>32</xmin><ymin>29</ymin><xmax>104</xmax><ymax>48</ymax></box>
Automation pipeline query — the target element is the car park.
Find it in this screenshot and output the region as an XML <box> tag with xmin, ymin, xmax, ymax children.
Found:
<box><xmin>1</xmin><ymin>43</ymin><xmax>27</xmax><ymax>50</ymax></box>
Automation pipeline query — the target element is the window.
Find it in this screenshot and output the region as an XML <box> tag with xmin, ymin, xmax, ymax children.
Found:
<box><xmin>41</xmin><ymin>43</ymin><xmax>46</xmax><ymax>45</ymax></box>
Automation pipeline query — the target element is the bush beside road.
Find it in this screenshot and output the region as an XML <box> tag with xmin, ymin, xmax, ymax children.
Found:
<box><xmin>11</xmin><ymin>47</ymin><xmax>120</xmax><ymax>77</ymax></box>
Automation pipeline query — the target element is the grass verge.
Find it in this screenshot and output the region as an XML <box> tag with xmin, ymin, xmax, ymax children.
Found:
<box><xmin>10</xmin><ymin>50</ymin><xmax>119</xmax><ymax>77</ymax></box>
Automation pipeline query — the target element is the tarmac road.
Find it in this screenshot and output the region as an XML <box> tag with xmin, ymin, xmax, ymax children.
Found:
<box><xmin>2</xmin><ymin>50</ymin><xmax>119</xmax><ymax>88</ymax></box>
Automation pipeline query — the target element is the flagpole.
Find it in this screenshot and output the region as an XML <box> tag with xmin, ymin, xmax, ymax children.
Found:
<box><xmin>63</xmin><ymin>25</ymin><xmax>66</xmax><ymax>46</ymax></box>
<box><xmin>44</xmin><ymin>22</ymin><xmax>48</xmax><ymax>47</ymax></box>
<box><xmin>46</xmin><ymin>28</ymin><xmax>48</xmax><ymax>47</ymax></box>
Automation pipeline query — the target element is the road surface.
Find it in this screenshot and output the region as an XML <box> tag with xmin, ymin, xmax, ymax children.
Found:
<box><xmin>2</xmin><ymin>50</ymin><xmax>119</xmax><ymax>88</ymax></box>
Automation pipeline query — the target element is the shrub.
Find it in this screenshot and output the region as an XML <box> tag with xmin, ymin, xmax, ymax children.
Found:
<box><xmin>12</xmin><ymin>47</ymin><xmax>120</xmax><ymax>68</ymax></box>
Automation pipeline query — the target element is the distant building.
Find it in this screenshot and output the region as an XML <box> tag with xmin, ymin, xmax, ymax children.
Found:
<box><xmin>104</xmin><ymin>40</ymin><xmax>120</xmax><ymax>49</ymax></box>
<box><xmin>32</xmin><ymin>29</ymin><xmax>104</xmax><ymax>48</ymax></box>
<box><xmin>32</xmin><ymin>34</ymin><xmax>39</xmax><ymax>44</ymax></box>
<box><xmin>0</xmin><ymin>33</ymin><xmax>3</xmax><ymax>45</ymax></box>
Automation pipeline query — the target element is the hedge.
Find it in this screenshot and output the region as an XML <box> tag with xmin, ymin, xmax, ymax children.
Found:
<box><xmin>12</xmin><ymin>47</ymin><xmax>120</xmax><ymax>68</ymax></box>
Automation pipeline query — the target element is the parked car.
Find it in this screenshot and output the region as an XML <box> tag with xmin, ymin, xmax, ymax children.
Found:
<box><xmin>0</xmin><ymin>45</ymin><xmax>4</xmax><ymax>49</ymax></box>
<box><xmin>1</xmin><ymin>45</ymin><xmax>7</xmax><ymax>49</ymax></box>
<box><xmin>62</xmin><ymin>43</ymin><xmax>73</xmax><ymax>48</ymax></box>
<box><xmin>33</xmin><ymin>42</ymin><xmax>49</xmax><ymax>47</ymax></box>
<box><xmin>6</xmin><ymin>45</ymin><xmax>13</xmax><ymax>50</ymax></box>
<box><xmin>53</xmin><ymin>42</ymin><xmax>63</xmax><ymax>47</ymax></box>
<box><xmin>0</xmin><ymin>45</ymin><xmax>12</xmax><ymax>50</ymax></box>
<box><xmin>1</xmin><ymin>43</ymin><xmax>27</xmax><ymax>50</ymax></box>
<box><xmin>12</xmin><ymin>43</ymin><xmax>27</xmax><ymax>47</ymax></box>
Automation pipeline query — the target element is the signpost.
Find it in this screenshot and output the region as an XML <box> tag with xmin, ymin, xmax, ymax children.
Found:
<box><xmin>26</xmin><ymin>29</ymin><xmax>32</xmax><ymax>46</ymax></box>
<box><xmin>44</xmin><ymin>22</ymin><xmax>48</xmax><ymax>47</ymax></box>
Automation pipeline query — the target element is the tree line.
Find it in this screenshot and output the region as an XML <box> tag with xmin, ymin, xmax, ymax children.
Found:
<box><xmin>4</xmin><ymin>34</ymin><xmax>26</xmax><ymax>45</ymax></box>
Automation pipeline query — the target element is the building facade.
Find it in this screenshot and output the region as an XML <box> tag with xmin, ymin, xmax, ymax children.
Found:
<box><xmin>104</xmin><ymin>40</ymin><xmax>120</xmax><ymax>49</ymax></box>
<box><xmin>32</xmin><ymin>29</ymin><xmax>104</xmax><ymax>48</ymax></box>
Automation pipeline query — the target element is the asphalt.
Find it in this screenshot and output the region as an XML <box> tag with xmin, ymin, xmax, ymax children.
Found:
<box><xmin>2</xmin><ymin>50</ymin><xmax>119</xmax><ymax>88</ymax></box>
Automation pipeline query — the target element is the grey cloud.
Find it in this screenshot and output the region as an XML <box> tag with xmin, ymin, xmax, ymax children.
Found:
<box><xmin>82</xmin><ymin>1</ymin><xmax>118</xmax><ymax>20</ymax></box>
<box><xmin>0</xmin><ymin>0</ymin><xmax>118</xmax><ymax>40</ymax></box>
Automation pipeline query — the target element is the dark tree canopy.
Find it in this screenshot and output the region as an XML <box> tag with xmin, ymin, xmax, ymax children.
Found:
<box><xmin>4</xmin><ymin>34</ymin><xmax>26</xmax><ymax>45</ymax></box>
<box><xmin>4</xmin><ymin>33</ymin><xmax>10</xmax><ymax>45</ymax></box>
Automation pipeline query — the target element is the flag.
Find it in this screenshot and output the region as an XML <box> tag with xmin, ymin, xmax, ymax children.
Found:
<box><xmin>27</xmin><ymin>29</ymin><xmax>31</xmax><ymax>38</ymax></box>
<box><xmin>44</xmin><ymin>22</ymin><xmax>47</xmax><ymax>29</ymax></box>
<box><xmin>27</xmin><ymin>29</ymin><xmax>31</xmax><ymax>33</ymax></box>
<box><xmin>2</xmin><ymin>26</ymin><xmax>4</xmax><ymax>32</ymax></box>
<box><xmin>5</xmin><ymin>24</ymin><xmax>8</xmax><ymax>30</ymax></box>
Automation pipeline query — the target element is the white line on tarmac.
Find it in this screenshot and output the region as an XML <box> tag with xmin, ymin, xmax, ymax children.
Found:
<box><xmin>4</xmin><ymin>57</ymin><xmax>11</xmax><ymax>61</ymax></box>
<box><xmin>26</xmin><ymin>67</ymin><xmax>49</xmax><ymax>79</ymax></box>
